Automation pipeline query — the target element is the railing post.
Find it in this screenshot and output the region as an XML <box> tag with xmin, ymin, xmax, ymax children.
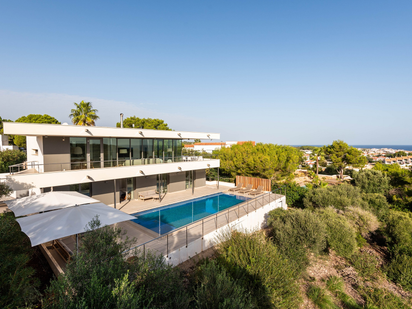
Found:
<box><xmin>186</xmin><ymin>226</ymin><xmax>188</xmax><ymax>248</ymax></box>
<box><xmin>215</xmin><ymin>213</ymin><xmax>217</xmax><ymax>230</ymax></box>
<box><xmin>143</xmin><ymin>244</ymin><xmax>146</xmax><ymax>260</ymax></box>
<box><xmin>167</xmin><ymin>234</ymin><xmax>169</xmax><ymax>257</ymax></box>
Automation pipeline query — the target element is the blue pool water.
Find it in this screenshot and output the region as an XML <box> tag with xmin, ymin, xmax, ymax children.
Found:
<box><xmin>132</xmin><ymin>193</ymin><xmax>250</xmax><ymax>235</ymax></box>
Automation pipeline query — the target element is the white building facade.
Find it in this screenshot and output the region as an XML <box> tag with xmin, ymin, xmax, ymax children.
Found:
<box><xmin>2</xmin><ymin>122</ymin><xmax>220</xmax><ymax>203</ymax></box>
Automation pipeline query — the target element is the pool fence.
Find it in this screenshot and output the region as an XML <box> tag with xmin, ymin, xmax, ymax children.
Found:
<box><xmin>126</xmin><ymin>190</ymin><xmax>287</xmax><ymax>266</ymax></box>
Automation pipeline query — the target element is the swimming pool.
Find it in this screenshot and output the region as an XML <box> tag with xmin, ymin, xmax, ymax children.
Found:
<box><xmin>132</xmin><ymin>193</ymin><xmax>250</xmax><ymax>235</ymax></box>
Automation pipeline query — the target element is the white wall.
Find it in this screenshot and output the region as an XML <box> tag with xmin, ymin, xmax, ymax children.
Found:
<box><xmin>193</xmin><ymin>145</ymin><xmax>223</xmax><ymax>153</ymax></box>
<box><xmin>4</xmin><ymin>159</ymin><xmax>220</xmax><ymax>191</ymax></box>
<box><xmin>165</xmin><ymin>196</ymin><xmax>286</xmax><ymax>266</ymax></box>
<box><xmin>26</xmin><ymin>136</ymin><xmax>44</xmax><ymax>165</ymax></box>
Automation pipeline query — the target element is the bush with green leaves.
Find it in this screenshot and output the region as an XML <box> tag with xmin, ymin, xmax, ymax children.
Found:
<box><xmin>306</xmin><ymin>284</ymin><xmax>337</xmax><ymax>309</ymax></box>
<box><xmin>344</xmin><ymin>207</ymin><xmax>379</xmax><ymax>237</ymax></box>
<box><xmin>385</xmin><ymin>254</ymin><xmax>412</xmax><ymax>292</ymax></box>
<box><xmin>374</xmin><ymin>162</ymin><xmax>412</xmax><ymax>188</ymax></box>
<box><xmin>267</xmin><ymin>208</ymin><xmax>327</xmax><ymax>274</ymax></box>
<box><xmin>352</xmin><ymin>169</ymin><xmax>391</xmax><ymax>195</ymax></box>
<box><xmin>362</xmin><ymin>193</ymin><xmax>390</xmax><ymax>220</ymax></box>
<box><xmin>0</xmin><ymin>183</ymin><xmax>11</xmax><ymax>198</ymax></box>
<box><xmin>0</xmin><ymin>212</ymin><xmax>40</xmax><ymax>308</ymax></box>
<box><xmin>326</xmin><ymin>276</ymin><xmax>361</xmax><ymax>309</ymax></box>
<box><xmin>303</xmin><ymin>184</ymin><xmax>368</xmax><ymax>210</ymax></box>
<box><xmin>350</xmin><ymin>251</ymin><xmax>379</xmax><ymax>280</ymax></box>
<box><xmin>316</xmin><ymin>208</ymin><xmax>357</xmax><ymax>258</ymax></box>
<box><xmin>0</xmin><ymin>149</ymin><xmax>27</xmax><ymax>173</ymax></box>
<box><xmin>357</xmin><ymin>286</ymin><xmax>410</xmax><ymax>309</ymax></box>
<box><xmin>193</xmin><ymin>260</ymin><xmax>254</xmax><ymax>309</ymax></box>
<box><xmin>272</xmin><ymin>181</ymin><xmax>308</xmax><ymax>208</ymax></box>
<box><xmin>216</xmin><ymin>230</ymin><xmax>301</xmax><ymax>309</ymax></box>
<box><xmin>384</xmin><ymin>210</ymin><xmax>412</xmax><ymax>257</ymax></box>
<box><xmin>45</xmin><ymin>217</ymin><xmax>191</xmax><ymax>309</ymax></box>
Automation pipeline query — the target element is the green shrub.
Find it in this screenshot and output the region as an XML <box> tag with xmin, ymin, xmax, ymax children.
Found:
<box><xmin>45</xmin><ymin>217</ymin><xmax>191</xmax><ymax>309</ymax></box>
<box><xmin>0</xmin><ymin>149</ymin><xmax>27</xmax><ymax>173</ymax></box>
<box><xmin>355</xmin><ymin>233</ymin><xmax>367</xmax><ymax>248</ymax></box>
<box><xmin>326</xmin><ymin>276</ymin><xmax>361</xmax><ymax>309</ymax></box>
<box><xmin>303</xmin><ymin>184</ymin><xmax>368</xmax><ymax>210</ymax></box>
<box><xmin>350</xmin><ymin>251</ymin><xmax>379</xmax><ymax>280</ymax></box>
<box><xmin>216</xmin><ymin>231</ymin><xmax>301</xmax><ymax>309</ymax></box>
<box><xmin>357</xmin><ymin>286</ymin><xmax>410</xmax><ymax>309</ymax></box>
<box><xmin>316</xmin><ymin>208</ymin><xmax>357</xmax><ymax>258</ymax></box>
<box><xmin>131</xmin><ymin>252</ymin><xmax>191</xmax><ymax>308</ymax></box>
<box><xmin>384</xmin><ymin>211</ymin><xmax>412</xmax><ymax>256</ymax></box>
<box><xmin>267</xmin><ymin>208</ymin><xmax>327</xmax><ymax>274</ymax></box>
<box><xmin>0</xmin><ymin>212</ymin><xmax>40</xmax><ymax>308</ymax></box>
<box><xmin>0</xmin><ymin>183</ymin><xmax>11</xmax><ymax>198</ymax></box>
<box><xmin>272</xmin><ymin>182</ymin><xmax>308</xmax><ymax>208</ymax></box>
<box><xmin>307</xmin><ymin>284</ymin><xmax>338</xmax><ymax>309</ymax></box>
<box><xmin>362</xmin><ymin>193</ymin><xmax>390</xmax><ymax>220</ymax></box>
<box><xmin>352</xmin><ymin>170</ymin><xmax>391</xmax><ymax>195</ymax></box>
<box><xmin>344</xmin><ymin>207</ymin><xmax>379</xmax><ymax>237</ymax></box>
<box><xmin>194</xmin><ymin>260</ymin><xmax>254</xmax><ymax>309</ymax></box>
<box><xmin>386</xmin><ymin>254</ymin><xmax>412</xmax><ymax>292</ymax></box>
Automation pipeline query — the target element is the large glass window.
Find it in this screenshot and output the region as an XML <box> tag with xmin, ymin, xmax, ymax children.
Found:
<box><xmin>103</xmin><ymin>138</ymin><xmax>117</xmax><ymax>167</ymax></box>
<box><xmin>154</xmin><ymin>139</ymin><xmax>164</xmax><ymax>161</ymax></box>
<box><xmin>174</xmin><ymin>140</ymin><xmax>182</xmax><ymax>161</ymax></box>
<box><xmin>70</xmin><ymin>137</ymin><xmax>87</xmax><ymax>170</ymax></box>
<box><xmin>142</xmin><ymin>139</ymin><xmax>153</xmax><ymax>163</ymax></box>
<box><xmin>89</xmin><ymin>139</ymin><xmax>102</xmax><ymax>168</ymax></box>
<box><xmin>70</xmin><ymin>183</ymin><xmax>91</xmax><ymax>196</ymax></box>
<box><xmin>131</xmin><ymin>139</ymin><xmax>142</xmax><ymax>165</ymax></box>
<box><xmin>164</xmin><ymin>139</ymin><xmax>173</xmax><ymax>162</ymax></box>
<box><xmin>117</xmin><ymin>139</ymin><xmax>130</xmax><ymax>166</ymax></box>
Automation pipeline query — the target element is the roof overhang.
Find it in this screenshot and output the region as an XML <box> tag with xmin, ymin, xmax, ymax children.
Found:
<box><xmin>3</xmin><ymin>122</ymin><xmax>220</xmax><ymax>140</ymax></box>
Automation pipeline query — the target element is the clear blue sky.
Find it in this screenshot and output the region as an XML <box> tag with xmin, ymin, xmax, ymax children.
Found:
<box><xmin>1</xmin><ymin>1</ymin><xmax>411</xmax><ymax>145</ymax></box>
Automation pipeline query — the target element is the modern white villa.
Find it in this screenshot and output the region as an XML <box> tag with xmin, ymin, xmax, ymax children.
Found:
<box><xmin>1</xmin><ymin>122</ymin><xmax>285</xmax><ymax>274</ymax></box>
<box><xmin>2</xmin><ymin>122</ymin><xmax>220</xmax><ymax>202</ymax></box>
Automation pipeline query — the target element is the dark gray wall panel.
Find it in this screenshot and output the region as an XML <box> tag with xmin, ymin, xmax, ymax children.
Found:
<box><xmin>92</xmin><ymin>181</ymin><xmax>116</xmax><ymax>205</ymax></box>
<box><xmin>43</xmin><ymin>136</ymin><xmax>70</xmax><ymax>155</ymax></box>
<box><xmin>135</xmin><ymin>175</ymin><xmax>157</xmax><ymax>197</ymax></box>
<box><xmin>195</xmin><ymin>169</ymin><xmax>206</xmax><ymax>187</ymax></box>
<box><xmin>168</xmin><ymin>172</ymin><xmax>185</xmax><ymax>193</ymax></box>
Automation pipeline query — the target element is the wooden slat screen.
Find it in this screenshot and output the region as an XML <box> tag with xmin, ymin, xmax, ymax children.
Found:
<box><xmin>235</xmin><ymin>176</ymin><xmax>271</xmax><ymax>192</ymax></box>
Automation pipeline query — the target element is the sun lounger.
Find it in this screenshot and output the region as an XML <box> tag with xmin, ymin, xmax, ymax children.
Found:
<box><xmin>139</xmin><ymin>190</ymin><xmax>159</xmax><ymax>201</ymax></box>
<box><xmin>52</xmin><ymin>239</ymin><xmax>73</xmax><ymax>262</ymax></box>
<box><xmin>238</xmin><ymin>184</ymin><xmax>253</xmax><ymax>194</ymax></box>
<box><xmin>228</xmin><ymin>183</ymin><xmax>243</xmax><ymax>192</ymax></box>
<box><xmin>248</xmin><ymin>186</ymin><xmax>263</xmax><ymax>196</ymax></box>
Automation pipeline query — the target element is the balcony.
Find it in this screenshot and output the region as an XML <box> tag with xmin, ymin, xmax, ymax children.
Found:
<box><xmin>9</xmin><ymin>156</ymin><xmax>207</xmax><ymax>175</ymax></box>
<box><xmin>4</xmin><ymin>157</ymin><xmax>219</xmax><ymax>191</ymax></box>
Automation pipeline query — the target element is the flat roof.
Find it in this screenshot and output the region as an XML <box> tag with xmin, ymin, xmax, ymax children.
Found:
<box><xmin>3</xmin><ymin>122</ymin><xmax>220</xmax><ymax>140</ymax></box>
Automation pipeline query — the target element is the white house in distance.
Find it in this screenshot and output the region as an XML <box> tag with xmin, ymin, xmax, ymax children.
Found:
<box><xmin>184</xmin><ymin>141</ymin><xmax>256</xmax><ymax>154</ymax></box>
<box><xmin>1</xmin><ymin>122</ymin><xmax>220</xmax><ymax>203</ymax></box>
<box><xmin>0</xmin><ymin>134</ymin><xmax>19</xmax><ymax>151</ymax></box>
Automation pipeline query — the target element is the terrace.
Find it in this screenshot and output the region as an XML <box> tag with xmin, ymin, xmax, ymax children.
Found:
<box><xmin>10</xmin><ymin>183</ymin><xmax>285</xmax><ymax>275</ymax></box>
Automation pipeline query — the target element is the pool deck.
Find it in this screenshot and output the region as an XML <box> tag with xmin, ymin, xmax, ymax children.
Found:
<box><xmin>2</xmin><ymin>184</ymin><xmax>267</xmax><ymax>274</ymax></box>
<box><xmin>109</xmin><ymin>184</ymin><xmax>237</xmax><ymax>215</ymax></box>
<box><xmin>112</xmin><ymin>184</ymin><xmax>256</xmax><ymax>248</ymax></box>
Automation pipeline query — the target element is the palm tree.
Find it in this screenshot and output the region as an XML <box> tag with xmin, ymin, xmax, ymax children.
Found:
<box><xmin>311</xmin><ymin>146</ymin><xmax>326</xmax><ymax>176</ymax></box>
<box><xmin>69</xmin><ymin>101</ymin><xmax>99</xmax><ymax>126</ymax></box>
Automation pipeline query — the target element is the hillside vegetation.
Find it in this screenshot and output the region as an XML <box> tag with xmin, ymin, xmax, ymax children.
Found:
<box><xmin>2</xmin><ymin>140</ymin><xmax>412</xmax><ymax>308</ymax></box>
